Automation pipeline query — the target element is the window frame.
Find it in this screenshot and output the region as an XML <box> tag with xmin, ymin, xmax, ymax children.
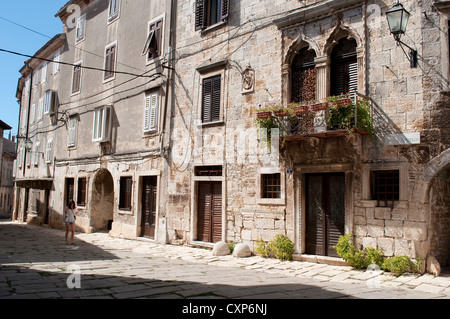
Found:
<box><xmin>72</xmin><ymin>61</ymin><xmax>82</xmax><ymax>94</ymax></box>
<box><xmin>108</xmin><ymin>0</ymin><xmax>121</xmax><ymax>22</ymax></box>
<box><xmin>143</xmin><ymin>14</ymin><xmax>165</xmax><ymax>62</ymax></box>
<box><xmin>33</xmin><ymin>142</ymin><xmax>40</xmax><ymax>166</ymax></box>
<box><xmin>68</xmin><ymin>116</ymin><xmax>78</xmax><ymax>148</ymax></box>
<box><xmin>257</xmin><ymin>168</ymin><xmax>285</xmax><ymax>205</ymax></box>
<box><xmin>77</xmin><ymin>177</ymin><xmax>87</xmax><ymax>207</ymax></box>
<box><xmin>119</xmin><ymin>176</ymin><xmax>133</xmax><ymax>211</ymax></box>
<box><xmin>104</xmin><ymin>42</ymin><xmax>117</xmax><ymax>81</ymax></box>
<box><xmin>92</xmin><ymin>106</ymin><xmax>113</xmax><ymax>143</ymax></box>
<box><xmin>45</xmin><ymin>139</ymin><xmax>53</xmax><ymax>164</ymax></box>
<box><xmin>201</xmin><ymin>74</ymin><xmax>222</xmax><ymax>124</ymax></box>
<box><xmin>75</xmin><ymin>14</ymin><xmax>86</xmax><ymax>43</ymax></box>
<box><xmin>144</xmin><ymin>91</ymin><xmax>159</xmax><ymax>133</ymax></box>
<box><xmin>370</xmin><ymin>170</ymin><xmax>400</xmax><ymax>206</ymax></box>
<box><xmin>195</xmin><ymin>0</ymin><xmax>230</xmax><ymax>31</ymax></box>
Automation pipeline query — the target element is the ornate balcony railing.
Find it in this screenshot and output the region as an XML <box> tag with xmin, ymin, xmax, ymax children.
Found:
<box><xmin>253</xmin><ymin>93</ymin><xmax>374</xmax><ymax>142</ymax></box>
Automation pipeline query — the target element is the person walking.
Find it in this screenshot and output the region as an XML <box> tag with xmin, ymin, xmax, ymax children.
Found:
<box><xmin>64</xmin><ymin>200</ymin><xmax>77</xmax><ymax>245</ymax></box>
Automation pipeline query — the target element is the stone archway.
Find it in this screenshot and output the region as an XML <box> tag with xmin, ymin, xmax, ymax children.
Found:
<box><xmin>429</xmin><ymin>164</ymin><xmax>450</xmax><ymax>267</ymax></box>
<box><xmin>90</xmin><ymin>169</ymin><xmax>114</xmax><ymax>231</ymax></box>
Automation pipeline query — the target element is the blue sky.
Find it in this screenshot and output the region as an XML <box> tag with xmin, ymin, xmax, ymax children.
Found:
<box><xmin>0</xmin><ymin>1</ymin><xmax>65</xmax><ymax>138</ymax></box>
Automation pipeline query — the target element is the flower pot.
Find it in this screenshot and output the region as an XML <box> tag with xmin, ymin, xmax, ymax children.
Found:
<box><xmin>273</xmin><ymin>110</ymin><xmax>289</xmax><ymax>117</ymax></box>
<box><xmin>256</xmin><ymin>111</ymin><xmax>272</xmax><ymax>119</ymax></box>
<box><xmin>311</xmin><ymin>102</ymin><xmax>328</xmax><ymax>111</ymax></box>
<box><xmin>293</xmin><ymin>105</ymin><xmax>308</xmax><ymax>114</ymax></box>
<box><xmin>339</xmin><ymin>98</ymin><xmax>352</xmax><ymax>106</ymax></box>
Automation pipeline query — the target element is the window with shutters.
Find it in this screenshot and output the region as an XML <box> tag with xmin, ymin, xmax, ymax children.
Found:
<box><xmin>33</xmin><ymin>142</ymin><xmax>40</xmax><ymax>166</ymax></box>
<box><xmin>108</xmin><ymin>0</ymin><xmax>120</xmax><ymax>21</ymax></box>
<box><xmin>119</xmin><ymin>176</ymin><xmax>132</xmax><ymax>210</ymax></box>
<box><xmin>330</xmin><ymin>38</ymin><xmax>358</xmax><ymax>96</ymax></box>
<box><xmin>46</xmin><ymin>139</ymin><xmax>53</xmax><ymax>164</ymax></box>
<box><xmin>72</xmin><ymin>62</ymin><xmax>82</xmax><ymax>94</ymax></box>
<box><xmin>202</xmin><ymin>75</ymin><xmax>221</xmax><ymax>123</ymax></box>
<box><xmin>143</xmin><ymin>16</ymin><xmax>164</xmax><ymax>61</ymax></box>
<box><xmin>38</xmin><ymin>98</ymin><xmax>44</xmax><ymax>121</ymax></box>
<box><xmin>92</xmin><ymin>106</ymin><xmax>112</xmax><ymax>142</ymax></box>
<box><xmin>68</xmin><ymin>117</ymin><xmax>78</xmax><ymax>148</ymax></box>
<box><xmin>104</xmin><ymin>43</ymin><xmax>116</xmax><ymax>81</ymax></box>
<box><xmin>75</xmin><ymin>15</ymin><xmax>86</xmax><ymax>43</ymax></box>
<box><xmin>144</xmin><ymin>91</ymin><xmax>159</xmax><ymax>133</ymax></box>
<box><xmin>195</xmin><ymin>0</ymin><xmax>230</xmax><ymax>31</ymax></box>
<box><xmin>77</xmin><ymin>177</ymin><xmax>87</xmax><ymax>207</ymax></box>
<box><xmin>291</xmin><ymin>48</ymin><xmax>317</xmax><ymax>103</ymax></box>
<box><xmin>44</xmin><ymin>90</ymin><xmax>57</xmax><ymax>115</ymax></box>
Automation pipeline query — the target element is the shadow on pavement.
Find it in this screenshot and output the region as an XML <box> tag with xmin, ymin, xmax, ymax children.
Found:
<box><xmin>0</xmin><ymin>221</ymin><xmax>119</xmax><ymax>264</ymax></box>
<box><xmin>0</xmin><ymin>263</ymin><xmax>354</xmax><ymax>300</ymax></box>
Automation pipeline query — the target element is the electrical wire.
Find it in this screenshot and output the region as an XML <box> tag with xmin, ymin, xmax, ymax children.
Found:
<box><xmin>0</xmin><ymin>48</ymin><xmax>159</xmax><ymax>79</ymax></box>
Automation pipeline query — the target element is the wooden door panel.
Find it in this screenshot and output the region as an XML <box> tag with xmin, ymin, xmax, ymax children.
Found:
<box><xmin>306</xmin><ymin>173</ymin><xmax>345</xmax><ymax>257</ymax></box>
<box><xmin>197</xmin><ymin>182</ymin><xmax>222</xmax><ymax>243</ymax></box>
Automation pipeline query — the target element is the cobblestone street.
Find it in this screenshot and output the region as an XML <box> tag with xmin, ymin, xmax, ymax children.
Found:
<box><xmin>1</xmin><ymin>221</ymin><xmax>450</xmax><ymax>301</ymax></box>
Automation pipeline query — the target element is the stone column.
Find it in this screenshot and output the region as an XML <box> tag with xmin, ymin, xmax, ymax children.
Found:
<box><xmin>313</xmin><ymin>56</ymin><xmax>330</xmax><ymax>132</ymax></box>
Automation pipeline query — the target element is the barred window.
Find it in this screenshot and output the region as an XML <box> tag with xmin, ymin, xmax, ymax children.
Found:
<box><xmin>119</xmin><ymin>176</ymin><xmax>132</xmax><ymax>210</ymax></box>
<box><xmin>371</xmin><ymin>170</ymin><xmax>400</xmax><ymax>205</ymax></box>
<box><xmin>261</xmin><ymin>173</ymin><xmax>281</xmax><ymax>199</ymax></box>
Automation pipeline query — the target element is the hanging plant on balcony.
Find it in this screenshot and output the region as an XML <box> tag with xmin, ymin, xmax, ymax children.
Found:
<box><xmin>327</xmin><ymin>96</ymin><xmax>375</xmax><ymax>137</ymax></box>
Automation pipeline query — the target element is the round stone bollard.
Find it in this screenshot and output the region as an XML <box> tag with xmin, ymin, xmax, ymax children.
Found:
<box><xmin>212</xmin><ymin>241</ymin><xmax>231</xmax><ymax>256</ymax></box>
<box><xmin>232</xmin><ymin>243</ymin><xmax>252</xmax><ymax>258</ymax></box>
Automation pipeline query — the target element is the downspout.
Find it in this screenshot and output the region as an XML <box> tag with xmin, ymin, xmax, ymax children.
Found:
<box><xmin>160</xmin><ymin>0</ymin><xmax>176</xmax><ymax>157</ymax></box>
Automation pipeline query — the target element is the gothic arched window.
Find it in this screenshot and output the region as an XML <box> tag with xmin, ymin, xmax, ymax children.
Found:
<box><xmin>291</xmin><ymin>48</ymin><xmax>317</xmax><ymax>103</ymax></box>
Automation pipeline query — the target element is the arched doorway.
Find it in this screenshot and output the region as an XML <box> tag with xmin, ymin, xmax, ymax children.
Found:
<box><xmin>91</xmin><ymin>169</ymin><xmax>114</xmax><ymax>231</ymax></box>
<box><xmin>429</xmin><ymin>164</ymin><xmax>450</xmax><ymax>268</ymax></box>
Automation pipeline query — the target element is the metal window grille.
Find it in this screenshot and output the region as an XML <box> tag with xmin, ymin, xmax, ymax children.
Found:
<box><xmin>262</xmin><ymin>173</ymin><xmax>281</xmax><ymax>199</ymax></box>
<box><xmin>371</xmin><ymin>170</ymin><xmax>399</xmax><ymax>206</ymax></box>
<box><xmin>195</xmin><ymin>166</ymin><xmax>223</xmax><ymax>176</ymax></box>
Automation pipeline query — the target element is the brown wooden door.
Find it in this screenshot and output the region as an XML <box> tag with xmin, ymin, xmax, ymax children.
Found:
<box><xmin>306</xmin><ymin>173</ymin><xmax>345</xmax><ymax>257</ymax></box>
<box><xmin>197</xmin><ymin>181</ymin><xmax>222</xmax><ymax>243</ymax></box>
<box><xmin>141</xmin><ymin>176</ymin><xmax>157</xmax><ymax>239</ymax></box>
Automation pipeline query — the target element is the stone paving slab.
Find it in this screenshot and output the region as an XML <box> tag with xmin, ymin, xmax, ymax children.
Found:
<box><xmin>2</xmin><ymin>221</ymin><xmax>450</xmax><ymax>299</ymax></box>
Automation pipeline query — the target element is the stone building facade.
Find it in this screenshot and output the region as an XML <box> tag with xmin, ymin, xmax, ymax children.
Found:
<box><xmin>13</xmin><ymin>0</ymin><xmax>450</xmax><ymax>270</ymax></box>
<box><xmin>167</xmin><ymin>0</ymin><xmax>450</xmax><ymax>269</ymax></box>
<box><xmin>0</xmin><ymin>121</ymin><xmax>15</xmax><ymax>217</ymax></box>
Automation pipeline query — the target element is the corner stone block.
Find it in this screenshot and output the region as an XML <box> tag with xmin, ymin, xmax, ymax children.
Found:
<box><xmin>377</xmin><ymin>238</ymin><xmax>394</xmax><ymax>256</ymax></box>
<box><xmin>403</xmin><ymin>221</ymin><xmax>428</xmax><ymax>241</ymax></box>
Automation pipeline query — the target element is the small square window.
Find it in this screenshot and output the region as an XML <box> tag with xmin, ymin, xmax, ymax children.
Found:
<box><xmin>261</xmin><ymin>173</ymin><xmax>281</xmax><ymax>199</ymax></box>
<box><xmin>371</xmin><ymin>170</ymin><xmax>400</xmax><ymax>206</ymax></box>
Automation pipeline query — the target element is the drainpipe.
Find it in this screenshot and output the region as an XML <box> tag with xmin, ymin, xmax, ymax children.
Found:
<box><xmin>160</xmin><ymin>0</ymin><xmax>176</xmax><ymax>157</ymax></box>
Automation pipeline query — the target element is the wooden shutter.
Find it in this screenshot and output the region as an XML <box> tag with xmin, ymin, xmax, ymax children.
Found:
<box><xmin>202</xmin><ymin>75</ymin><xmax>221</xmax><ymax>123</ymax></box>
<box><xmin>197</xmin><ymin>183</ymin><xmax>212</xmax><ymax>242</ymax></box>
<box><xmin>195</xmin><ymin>0</ymin><xmax>206</xmax><ymax>30</ymax></box>
<box><xmin>144</xmin><ymin>93</ymin><xmax>158</xmax><ymax>132</ymax></box>
<box><xmin>68</xmin><ymin>117</ymin><xmax>77</xmax><ymax>147</ymax></box>
<box><xmin>221</xmin><ymin>0</ymin><xmax>230</xmax><ymax>20</ymax></box>
<box><xmin>348</xmin><ymin>61</ymin><xmax>358</xmax><ymax>94</ymax></box>
<box><xmin>211</xmin><ymin>182</ymin><xmax>222</xmax><ymax>243</ymax></box>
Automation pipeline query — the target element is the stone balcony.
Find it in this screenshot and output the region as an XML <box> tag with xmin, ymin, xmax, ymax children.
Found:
<box><xmin>254</xmin><ymin>93</ymin><xmax>374</xmax><ymax>143</ymax></box>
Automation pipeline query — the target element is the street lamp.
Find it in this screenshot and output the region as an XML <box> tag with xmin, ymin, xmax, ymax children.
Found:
<box><xmin>24</xmin><ymin>138</ymin><xmax>33</xmax><ymax>152</ymax></box>
<box><xmin>386</xmin><ymin>0</ymin><xmax>418</xmax><ymax>68</ymax></box>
